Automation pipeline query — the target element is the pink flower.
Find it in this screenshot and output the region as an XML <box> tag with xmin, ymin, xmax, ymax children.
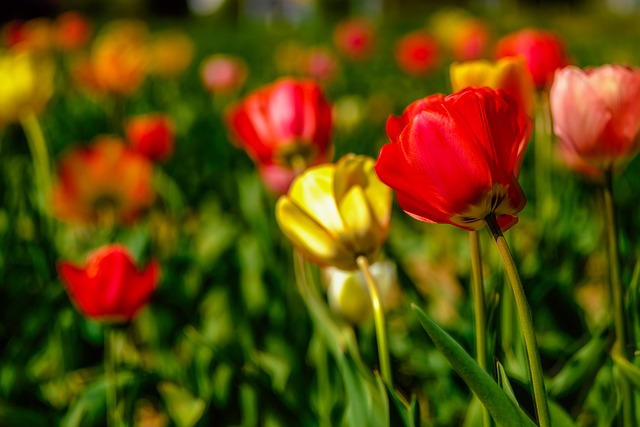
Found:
<box><xmin>200</xmin><ymin>54</ymin><xmax>247</xmax><ymax>94</ymax></box>
<box><xmin>550</xmin><ymin>65</ymin><xmax>640</xmax><ymax>177</ymax></box>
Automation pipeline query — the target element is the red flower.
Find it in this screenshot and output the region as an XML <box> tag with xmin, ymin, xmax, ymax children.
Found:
<box><xmin>394</xmin><ymin>31</ymin><xmax>440</xmax><ymax>76</ymax></box>
<box><xmin>125</xmin><ymin>113</ymin><xmax>175</xmax><ymax>162</ymax></box>
<box><xmin>550</xmin><ymin>65</ymin><xmax>640</xmax><ymax>177</ymax></box>
<box><xmin>333</xmin><ymin>18</ymin><xmax>375</xmax><ymax>61</ymax></box>
<box><xmin>225</xmin><ymin>78</ymin><xmax>333</xmax><ymax>194</ymax></box>
<box><xmin>58</xmin><ymin>245</ymin><xmax>159</xmax><ymax>323</ymax></box>
<box><xmin>375</xmin><ymin>87</ymin><xmax>532</xmax><ymax>231</ymax></box>
<box><xmin>494</xmin><ymin>28</ymin><xmax>569</xmax><ymax>89</ymax></box>
<box><xmin>54</xmin><ymin>11</ymin><xmax>92</xmax><ymax>51</ymax></box>
<box><xmin>51</xmin><ymin>137</ymin><xmax>155</xmax><ymax>225</ymax></box>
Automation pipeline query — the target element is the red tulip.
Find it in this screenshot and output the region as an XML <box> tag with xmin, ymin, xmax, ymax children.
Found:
<box><xmin>495</xmin><ymin>28</ymin><xmax>569</xmax><ymax>89</ymax></box>
<box><xmin>375</xmin><ymin>87</ymin><xmax>532</xmax><ymax>231</ymax></box>
<box><xmin>125</xmin><ymin>113</ymin><xmax>175</xmax><ymax>162</ymax></box>
<box><xmin>225</xmin><ymin>78</ymin><xmax>333</xmax><ymax>194</ymax></box>
<box><xmin>394</xmin><ymin>31</ymin><xmax>440</xmax><ymax>76</ymax></box>
<box><xmin>550</xmin><ymin>65</ymin><xmax>640</xmax><ymax>177</ymax></box>
<box><xmin>58</xmin><ymin>245</ymin><xmax>159</xmax><ymax>323</ymax></box>
<box><xmin>333</xmin><ymin>18</ymin><xmax>375</xmax><ymax>61</ymax></box>
<box><xmin>54</xmin><ymin>11</ymin><xmax>92</xmax><ymax>51</ymax></box>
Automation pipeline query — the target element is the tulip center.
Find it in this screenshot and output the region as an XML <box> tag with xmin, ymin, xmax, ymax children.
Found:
<box><xmin>275</xmin><ymin>142</ymin><xmax>319</xmax><ymax>173</ymax></box>
<box><xmin>450</xmin><ymin>184</ymin><xmax>511</xmax><ymax>229</ymax></box>
<box><xmin>91</xmin><ymin>194</ymin><xmax>121</xmax><ymax>227</ymax></box>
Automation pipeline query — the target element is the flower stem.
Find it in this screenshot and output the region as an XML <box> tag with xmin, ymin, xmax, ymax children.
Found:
<box><xmin>485</xmin><ymin>215</ymin><xmax>550</xmax><ymax>427</ymax></box>
<box><xmin>534</xmin><ymin>91</ymin><xmax>554</xmax><ymax>223</ymax></box>
<box><xmin>105</xmin><ymin>327</ymin><xmax>120</xmax><ymax>427</ymax></box>
<box><xmin>603</xmin><ymin>168</ymin><xmax>634</xmax><ymax>426</ymax></box>
<box><xmin>20</xmin><ymin>110</ymin><xmax>52</xmax><ymax>217</ymax></box>
<box><xmin>469</xmin><ymin>231</ymin><xmax>491</xmax><ymax>427</ymax></box>
<box><xmin>356</xmin><ymin>255</ymin><xmax>392</xmax><ymax>386</ymax></box>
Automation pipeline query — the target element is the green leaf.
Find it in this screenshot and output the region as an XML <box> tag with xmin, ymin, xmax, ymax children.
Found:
<box><xmin>412</xmin><ymin>304</ymin><xmax>536</xmax><ymax>427</ymax></box>
<box><xmin>549</xmin><ymin>400</ymin><xmax>578</xmax><ymax>427</ymax></box>
<box><xmin>546</xmin><ymin>332</ymin><xmax>608</xmax><ymax>397</ymax></box>
<box><xmin>158</xmin><ymin>382</ymin><xmax>206</xmax><ymax>427</ymax></box>
<box><xmin>384</xmin><ymin>378</ymin><xmax>419</xmax><ymax>427</ymax></box>
<box><xmin>496</xmin><ymin>361</ymin><xmax>519</xmax><ymax>407</ymax></box>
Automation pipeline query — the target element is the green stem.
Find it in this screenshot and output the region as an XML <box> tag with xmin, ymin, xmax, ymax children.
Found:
<box><xmin>485</xmin><ymin>215</ymin><xmax>550</xmax><ymax>427</ymax></box>
<box><xmin>603</xmin><ymin>168</ymin><xmax>634</xmax><ymax>426</ymax></box>
<box><xmin>356</xmin><ymin>255</ymin><xmax>392</xmax><ymax>386</ymax></box>
<box><xmin>20</xmin><ymin>110</ymin><xmax>52</xmax><ymax>217</ymax></box>
<box><xmin>534</xmin><ymin>91</ymin><xmax>553</xmax><ymax>223</ymax></box>
<box><xmin>105</xmin><ymin>327</ymin><xmax>121</xmax><ymax>427</ymax></box>
<box><xmin>469</xmin><ymin>231</ymin><xmax>491</xmax><ymax>427</ymax></box>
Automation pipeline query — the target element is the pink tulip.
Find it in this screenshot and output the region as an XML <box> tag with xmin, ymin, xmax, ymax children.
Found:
<box><xmin>550</xmin><ymin>65</ymin><xmax>640</xmax><ymax>177</ymax></box>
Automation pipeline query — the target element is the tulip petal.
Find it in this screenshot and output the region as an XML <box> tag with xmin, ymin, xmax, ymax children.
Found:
<box><xmin>288</xmin><ymin>164</ymin><xmax>345</xmax><ymax>237</ymax></box>
<box><xmin>551</xmin><ymin>66</ymin><xmax>611</xmax><ymax>159</ymax></box>
<box><xmin>587</xmin><ymin>65</ymin><xmax>640</xmax><ymax>155</ymax></box>
<box><xmin>338</xmin><ymin>185</ymin><xmax>373</xmax><ymax>253</ymax></box>
<box><xmin>276</xmin><ymin>197</ymin><xmax>352</xmax><ymax>269</ymax></box>
<box><xmin>120</xmin><ymin>260</ymin><xmax>159</xmax><ymax>320</ymax></box>
<box><xmin>58</xmin><ymin>262</ymin><xmax>102</xmax><ymax>318</ymax></box>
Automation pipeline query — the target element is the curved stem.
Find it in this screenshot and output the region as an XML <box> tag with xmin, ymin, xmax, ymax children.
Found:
<box><xmin>20</xmin><ymin>110</ymin><xmax>52</xmax><ymax>217</ymax></box>
<box><xmin>469</xmin><ymin>231</ymin><xmax>491</xmax><ymax>427</ymax></box>
<box><xmin>603</xmin><ymin>168</ymin><xmax>633</xmax><ymax>426</ymax></box>
<box><xmin>356</xmin><ymin>255</ymin><xmax>392</xmax><ymax>386</ymax></box>
<box><xmin>485</xmin><ymin>215</ymin><xmax>550</xmax><ymax>427</ymax></box>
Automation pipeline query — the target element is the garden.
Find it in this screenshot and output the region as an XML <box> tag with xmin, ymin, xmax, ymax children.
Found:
<box><xmin>1</xmin><ymin>1</ymin><xmax>640</xmax><ymax>426</ymax></box>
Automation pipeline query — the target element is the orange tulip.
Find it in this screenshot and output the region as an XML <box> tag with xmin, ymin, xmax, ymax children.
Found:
<box><xmin>52</xmin><ymin>137</ymin><xmax>155</xmax><ymax>225</ymax></box>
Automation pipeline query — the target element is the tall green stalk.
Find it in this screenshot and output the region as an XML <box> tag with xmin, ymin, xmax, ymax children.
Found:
<box><xmin>469</xmin><ymin>231</ymin><xmax>491</xmax><ymax>427</ymax></box>
<box><xmin>356</xmin><ymin>255</ymin><xmax>392</xmax><ymax>386</ymax></box>
<box><xmin>20</xmin><ymin>110</ymin><xmax>52</xmax><ymax>217</ymax></box>
<box><xmin>485</xmin><ymin>215</ymin><xmax>550</xmax><ymax>427</ymax></box>
<box><xmin>603</xmin><ymin>168</ymin><xmax>634</xmax><ymax>426</ymax></box>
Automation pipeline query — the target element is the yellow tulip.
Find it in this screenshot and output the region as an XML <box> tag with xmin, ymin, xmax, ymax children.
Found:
<box><xmin>326</xmin><ymin>260</ymin><xmax>399</xmax><ymax>324</ymax></box>
<box><xmin>450</xmin><ymin>56</ymin><xmax>535</xmax><ymax>117</ymax></box>
<box><xmin>276</xmin><ymin>154</ymin><xmax>392</xmax><ymax>271</ymax></box>
<box><xmin>0</xmin><ymin>50</ymin><xmax>54</xmax><ymax>125</ymax></box>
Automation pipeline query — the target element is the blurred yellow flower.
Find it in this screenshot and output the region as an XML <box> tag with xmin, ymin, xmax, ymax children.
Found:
<box><xmin>0</xmin><ymin>50</ymin><xmax>54</xmax><ymax>125</ymax></box>
<box><xmin>276</xmin><ymin>154</ymin><xmax>392</xmax><ymax>271</ymax></box>
<box><xmin>450</xmin><ymin>56</ymin><xmax>535</xmax><ymax>117</ymax></box>
<box><xmin>148</xmin><ymin>30</ymin><xmax>194</xmax><ymax>78</ymax></box>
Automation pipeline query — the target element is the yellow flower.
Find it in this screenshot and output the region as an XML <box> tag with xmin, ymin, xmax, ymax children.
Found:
<box><xmin>276</xmin><ymin>154</ymin><xmax>392</xmax><ymax>271</ymax></box>
<box><xmin>326</xmin><ymin>260</ymin><xmax>399</xmax><ymax>324</ymax></box>
<box><xmin>450</xmin><ymin>56</ymin><xmax>535</xmax><ymax>117</ymax></box>
<box><xmin>0</xmin><ymin>50</ymin><xmax>54</xmax><ymax>125</ymax></box>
